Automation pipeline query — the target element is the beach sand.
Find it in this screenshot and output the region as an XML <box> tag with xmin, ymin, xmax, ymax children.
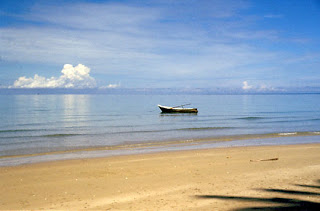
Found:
<box><xmin>1</xmin><ymin>143</ymin><xmax>320</xmax><ymax>210</ymax></box>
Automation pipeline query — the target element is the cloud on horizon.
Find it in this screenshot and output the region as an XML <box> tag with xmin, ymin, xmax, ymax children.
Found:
<box><xmin>242</xmin><ymin>81</ymin><xmax>279</xmax><ymax>92</ymax></box>
<box><xmin>11</xmin><ymin>64</ymin><xmax>97</xmax><ymax>88</ymax></box>
<box><xmin>242</xmin><ymin>81</ymin><xmax>253</xmax><ymax>90</ymax></box>
<box><xmin>100</xmin><ymin>83</ymin><xmax>121</xmax><ymax>89</ymax></box>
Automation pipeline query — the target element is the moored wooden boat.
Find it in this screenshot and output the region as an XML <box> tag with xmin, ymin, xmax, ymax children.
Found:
<box><xmin>158</xmin><ymin>104</ymin><xmax>198</xmax><ymax>113</ymax></box>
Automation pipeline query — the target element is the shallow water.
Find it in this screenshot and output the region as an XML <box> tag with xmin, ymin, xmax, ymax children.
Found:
<box><xmin>0</xmin><ymin>94</ymin><xmax>320</xmax><ymax>164</ymax></box>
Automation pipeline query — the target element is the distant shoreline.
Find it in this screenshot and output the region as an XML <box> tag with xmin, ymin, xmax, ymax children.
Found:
<box><xmin>1</xmin><ymin>88</ymin><xmax>320</xmax><ymax>95</ymax></box>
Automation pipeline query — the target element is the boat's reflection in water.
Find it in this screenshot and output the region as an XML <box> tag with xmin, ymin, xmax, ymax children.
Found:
<box><xmin>159</xmin><ymin>112</ymin><xmax>198</xmax><ymax>117</ymax></box>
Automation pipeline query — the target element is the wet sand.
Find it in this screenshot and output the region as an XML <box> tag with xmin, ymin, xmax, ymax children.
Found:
<box><xmin>1</xmin><ymin>143</ymin><xmax>320</xmax><ymax>210</ymax></box>
<box><xmin>1</xmin><ymin>131</ymin><xmax>320</xmax><ymax>166</ymax></box>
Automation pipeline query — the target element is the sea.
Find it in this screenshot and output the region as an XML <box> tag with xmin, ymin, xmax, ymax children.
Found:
<box><xmin>1</xmin><ymin>94</ymin><xmax>320</xmax><ymax>166</ymax></box>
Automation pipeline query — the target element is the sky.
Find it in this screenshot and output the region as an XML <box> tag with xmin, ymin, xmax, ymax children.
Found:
<box><xmin>0</xmin><ymin>0</ymin><xmax>320</xmax><ymax>92</ymax></box>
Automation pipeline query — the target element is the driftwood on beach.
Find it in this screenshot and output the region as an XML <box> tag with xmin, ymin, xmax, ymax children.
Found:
<box><xmin>250</xmin><ymin>158</ymin><xmax>279</xmax><ymax>162</ymax></box>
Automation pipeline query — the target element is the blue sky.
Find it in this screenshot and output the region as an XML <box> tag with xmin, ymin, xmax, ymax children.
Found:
<box><xmin>0</xmin><ymin>0</ymin><xmax>320</xmax><ymax>91</ymax></box>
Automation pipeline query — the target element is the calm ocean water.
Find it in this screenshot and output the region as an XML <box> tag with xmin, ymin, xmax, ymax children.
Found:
<box><xmin>1</xmin><ymin>94</ymin><xmax>320</xmax><ymax>165</ymax></box>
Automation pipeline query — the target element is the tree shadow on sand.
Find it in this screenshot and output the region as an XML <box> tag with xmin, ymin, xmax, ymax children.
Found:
<box><xmin>196</xmin><ymin>180</ymin><xmax>320</xmax><ymax>210</ymax></box>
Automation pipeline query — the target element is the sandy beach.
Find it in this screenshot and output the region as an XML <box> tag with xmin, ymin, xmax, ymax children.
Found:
<box><xmin>1</xmin><ymin>143</ymin><xmax>320</xmax><ymax>210</ymax></box>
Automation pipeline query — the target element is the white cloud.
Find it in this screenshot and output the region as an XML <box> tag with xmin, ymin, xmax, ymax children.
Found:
<box><xmin>242</xmin><ymin>81</ymin><xmax>253</xmax><ymax>90</ymax></box>
<box><xmin>242</xmin><ymin>81</ymin><xmax>280</xmax><ymax>92</ymax></box>
<box><xmin>225</xmin><ymin>30</ymin><xmax>279</xmax><ymax>41</ymax></box>
<box><xmin>264</xmin><ymin>14</ymin><xmax>283</xmax><ymax>19</ymax></box>
<box><xmin>100</xmin><ymin>83</ymin><xmax>121</xmax><ymax>89</ymax></box>
<box><xmin>106</xmin><ymin>83</ymin><xmax>120</xmax><ymax>88</ymax></box>
<box><xmin>11</xmin><ymin>64</ymin><xmax>96</xmax><ymax>88</ymax></box>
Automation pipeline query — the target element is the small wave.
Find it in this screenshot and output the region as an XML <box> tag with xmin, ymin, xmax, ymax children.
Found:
<box><xmin>43</xmin><ymin>134</ymin><xmax>81</xmax><ymax>137</ymax></box>
<box><xmin>0</xmin><ymin>129</ymin><xmax>40</xmax><ymax>133</ymax></box>
<box><xmin>177</xmin><ymin>127</ymin><xmax>233</xmax><ymax>131</ymax></box>
<box><xmin>278</xmin><ymin>132</ymin><xmax>297</xmax><ymax>136</ymax></box>
<box><xmin>132</xmin><ymin>127</ymin><xmax>233</xmax><ymax>133</ymax></box>
<box><xmin>97</xmin><ymin>127</ymin><xmax>234</xmax><ymax>135</ymax></box>
<box><xmin>237</xmin><ymin>117</ymin><xmax>264</xmax><ymax>120</ymax></box>
<box><xmin>0</xmin><ymin>139</ymin><xmax>44</xmax><ymax>146</ymax></box>
<box><xmin>33</xmin><ymin>109</ymin><xmax>50</xmax><ymax>112</ymax></box>
<box><xmin>0</xmin><ymin>133</ymin><xmax>81</xmax><ymax>139</ymax></box>
<box><xmin>15</xmin><ymin>123</ymin><xmax>49</xmax><ymax>127</ymax></box>
<box><xmin>266</xmin><ymin>119</ymin><xmax>320</xmax><ymax>123</ymax></box>
<box><xmin>311</xmin><ymin>131</ymin><xmax>320</xmax><ymax>134</ymax></box>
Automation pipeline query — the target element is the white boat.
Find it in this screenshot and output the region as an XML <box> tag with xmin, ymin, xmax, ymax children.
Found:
<box><xmin>158</xmin><ymin>104</ymin><xmax>198</xmax><ymax>113</ymax></box>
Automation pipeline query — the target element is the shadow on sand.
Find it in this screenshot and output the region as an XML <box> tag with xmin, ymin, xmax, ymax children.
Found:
<box><xmin>196</xmin><ymin>180</ymin><xmax>320</xmax><ymax>210</ymax></box>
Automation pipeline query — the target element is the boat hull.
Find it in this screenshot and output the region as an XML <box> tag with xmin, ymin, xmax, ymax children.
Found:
<box><xmin>158</xmin><ymin>105</ymin><xmax>198</xmax><ymax>113</ymax></box>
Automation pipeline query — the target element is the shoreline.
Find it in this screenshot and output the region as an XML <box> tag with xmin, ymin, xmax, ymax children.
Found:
<box><xmin>1</xmin><ymin>131</ymin><xmax>320</xmax><ymax>167</ymax></box>
<box><xmin>1</xmin><ymin>143</ymin><xmax>320</xmax><ymax>210</ymax></box>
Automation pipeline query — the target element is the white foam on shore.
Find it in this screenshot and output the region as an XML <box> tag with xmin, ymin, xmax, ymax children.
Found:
<box><xmin>312</xmin><ymin>132</ymin><xmax>320</xmax><ymax>134</ymax></box>
<box><xmin>278</xmin><ymin>132</ymin><xmax>297</xmax><ymax>136</ymax></box>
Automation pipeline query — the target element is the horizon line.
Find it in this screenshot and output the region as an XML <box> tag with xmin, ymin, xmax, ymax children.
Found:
<box><xmin>1</xmin><ymin>87</ymin><xmax>320</xmax><ymax>95</ymax></box>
